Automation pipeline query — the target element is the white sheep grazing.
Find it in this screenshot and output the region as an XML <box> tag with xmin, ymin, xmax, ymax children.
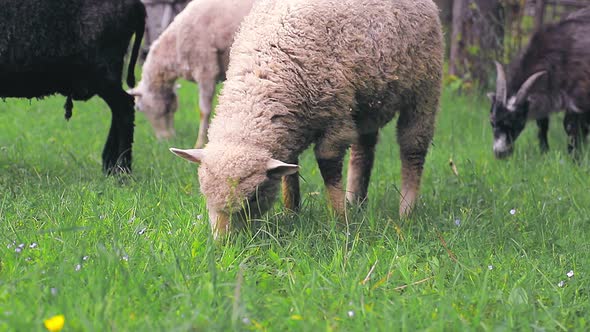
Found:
<box><xmin>171</xmin><ymin>0</ymin><xmax>443</xmax><ymax>237</ymax></box>
<box><xmin>129</xmin><ymin>0</ymin><xmax>256</xmax><ymax>147</ymax></box>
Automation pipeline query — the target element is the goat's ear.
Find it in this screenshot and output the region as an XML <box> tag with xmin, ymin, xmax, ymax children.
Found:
<box><xmin>170</xmin><ymin>148</ymin><xmax>204</xmax><ymax>164</ymax></box>
<box><xmin>486</xmin><ymin>92</ymin><xmax>496</xmax><ymax>102</ymax></box>
<box><xmin>127</xmin><ymin>88</ymin><xmax>142</xmax><ymax>97</ymax></box>
<box><xmin>266</xmin><ymin>159</ymin><xmax>299</xmax><ymax>178</ymax></box>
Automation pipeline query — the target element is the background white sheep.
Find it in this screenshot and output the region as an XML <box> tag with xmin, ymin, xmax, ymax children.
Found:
<box><xmin>172</xmin><ymin>0</ymin><xmax>443</xmax><ymax>237</ymax></box>
<box><xmin>130</xmin><ymin>0</ymin><xmax>255</xmax><ymax>147</ymax></box>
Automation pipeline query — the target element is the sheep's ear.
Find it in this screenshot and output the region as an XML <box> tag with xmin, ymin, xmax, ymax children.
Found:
<box><xmin>486</xmin><ymin>92</ymin><xmax>496</xmax><ymax>102</ymax></box>
<box><xmin>266</xmin><ymin>159</ymin><xmax>299</xmax><ymax>178</ymax></box>
<box><xmin>170</xmin><ymin>148</ymin><xmax>204</xmax><ymax>163</ymax></box>
<box><xmin>127</xmin><ymin>88</ymin><xmax>142</xmax><ymax>97</ymax></box>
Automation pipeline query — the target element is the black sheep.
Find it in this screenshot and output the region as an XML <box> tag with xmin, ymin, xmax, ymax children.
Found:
<box><xmin>0</xmin><ymin>0</ymin><xmax>146</xmax><ymax>173</ymax></box>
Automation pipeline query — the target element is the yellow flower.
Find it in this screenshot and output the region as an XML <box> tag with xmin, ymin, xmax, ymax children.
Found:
<box><xmin>43</xmin><ymin>314</ymin><xmax>65</xmax><ymax>332</ymax></box>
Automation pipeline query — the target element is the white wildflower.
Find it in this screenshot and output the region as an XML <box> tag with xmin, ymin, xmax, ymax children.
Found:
<box><xmin>15</xmin><ymin>243</ymin><xmax>25</xmax><ymax>253</ymax></box>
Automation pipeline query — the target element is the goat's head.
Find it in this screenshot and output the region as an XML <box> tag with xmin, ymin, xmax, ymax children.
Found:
<box><xmin>487</xmin><ymin>61</ymin><xmax>546</xmax><ymax>159</ymax></box>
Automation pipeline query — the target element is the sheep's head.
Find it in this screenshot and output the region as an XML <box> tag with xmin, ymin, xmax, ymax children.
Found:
<box><xmin>170</xmin><ymin>143</ymin><xmax>298</xmax><ymax>238</ymax></box>
<box><xmin>488</xmin><ymin>62</ymin><xmax>546</xmax><ymax>159</ymax></box>
<box><xmin>128</xmin><ymin>83</ymin><xmax>178</xmax><ymax>140</ymax></box>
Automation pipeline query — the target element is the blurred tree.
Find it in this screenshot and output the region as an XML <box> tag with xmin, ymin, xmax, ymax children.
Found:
<box><xmin>448</xmin><ymin>0</ymin><xmax>505</xmax><ymax>88</ymax></box>
<box><xmin>434</xmin><ymin>0</ymin><xmax>453</xmax><ymax>55</ymax></box>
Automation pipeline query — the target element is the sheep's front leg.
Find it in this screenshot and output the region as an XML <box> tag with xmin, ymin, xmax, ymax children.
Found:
<box><xmin>315</xmin><ymin>145</ymin><xmax>347</xmax><ymax>216</ymax></box>
<box><xmin>536</xmin><ymin>118</ymin><xmax>549</xmax><ymax>153</ymax></box>
<box><xmin>346</xmin><ymin>131</ymin><xmax>378</xmax><ymax>206</ymax></box>
<box><xmin>282</xmin><ymin>157</ymin><xmax>300</xmax><ymax>212</ymax></box>
<box><xmin>396</xmin><ymin>101</ymin><xmax>437</xmax><ymax>217</ymax></box>
<box><xmin>195</xmin><ymin>80</ymin><xmax>216</xmax><ymax>148</ymax></box>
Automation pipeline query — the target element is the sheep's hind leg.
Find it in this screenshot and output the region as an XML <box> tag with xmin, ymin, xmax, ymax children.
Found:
<box><xmin>195</xmin><ymin>79</ymin><xmax>216</xmax><ymax>148</ymax></box>
<box><xmin>346</xmin><ymin>131</ymin><xmax>378</xmax><ymax>207</ymax></box>
<box><xmin>98</xmin><ymin>83</ymin><xmax>135</xmax><ymax>174</ymax></box>
<box><xmin>396</xmin><ymin>98</ymin><xmax>437</xmax><ymax>217</ymax></box>
<box><xmin>282</xmin><ymin>157</ymin><xmax>300</xmax><ymax>212</ymax></box>
<box><xmin>537</xmin><ymin>117</ymin><xmax>549</xmax><ymax>153</ymax></box>
<box><xmin>315</xmin><ymin>145</ymin><xmax>347</xmax><ymax>216</ymax></box>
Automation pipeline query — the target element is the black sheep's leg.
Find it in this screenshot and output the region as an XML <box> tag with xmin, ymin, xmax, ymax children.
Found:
<box><xmin>98</xmin><ymin>83</ymin><xmax>135</xmax><ymax>174</ymax></box>
<box><xmin>536</xmin><ymin>117</ymin><xmax>549</xmax><ymax>153</ymax></box>
<box><xmin>64</xmin><ymin>96</ymin><xmax>74</xmax><ymax>121</ymax></box>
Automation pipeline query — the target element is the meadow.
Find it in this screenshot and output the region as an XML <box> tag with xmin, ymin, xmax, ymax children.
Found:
<box><xmin>1</xmin><ymin>81</ymin><xmax>589</xmax><ymax>331</ymax></box>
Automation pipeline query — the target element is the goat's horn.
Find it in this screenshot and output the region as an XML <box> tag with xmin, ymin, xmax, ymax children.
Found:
<box><xmin>494</xmin><ymin>61</ymin><xmax>508</xmax><ymax>105</ymax></box>
<box><xmin>514</xmin><ymin>71</ymin><xmax>546</xmax><ymax>106</ymax></box>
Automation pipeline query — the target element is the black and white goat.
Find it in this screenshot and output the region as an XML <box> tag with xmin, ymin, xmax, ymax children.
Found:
<box><xmin>489</xmin><ymin>7</ymin><xmax>590</xmax><ymax>158</ymax></box>
<box><xmin>0</xmin><ymin>0</ymin><xmax>146</xmax><ymax>173</ymax></box>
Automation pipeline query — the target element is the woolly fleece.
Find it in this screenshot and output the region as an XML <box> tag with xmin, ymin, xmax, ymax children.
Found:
<box><xmin>132</xmin><ymin>0</ymin><xmax>255</xmax><ymax>145</ymax></box>
<box><xmin>173</xmin><ymin>0</ymin><xmax>443</xmax><ymax>236</ymax></box>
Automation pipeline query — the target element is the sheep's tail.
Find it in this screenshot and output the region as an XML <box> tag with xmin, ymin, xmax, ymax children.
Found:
<box><xmin>127</xmin><ymin>1</ymin><xmax>146</xmax><ymax>88</ymax></box>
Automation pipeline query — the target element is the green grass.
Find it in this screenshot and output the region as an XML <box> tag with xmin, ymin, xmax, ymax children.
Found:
<box><xmin>1</xmin><ymin>82</ymin><xmax>589</xmax><ymax>331</ymax></box>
